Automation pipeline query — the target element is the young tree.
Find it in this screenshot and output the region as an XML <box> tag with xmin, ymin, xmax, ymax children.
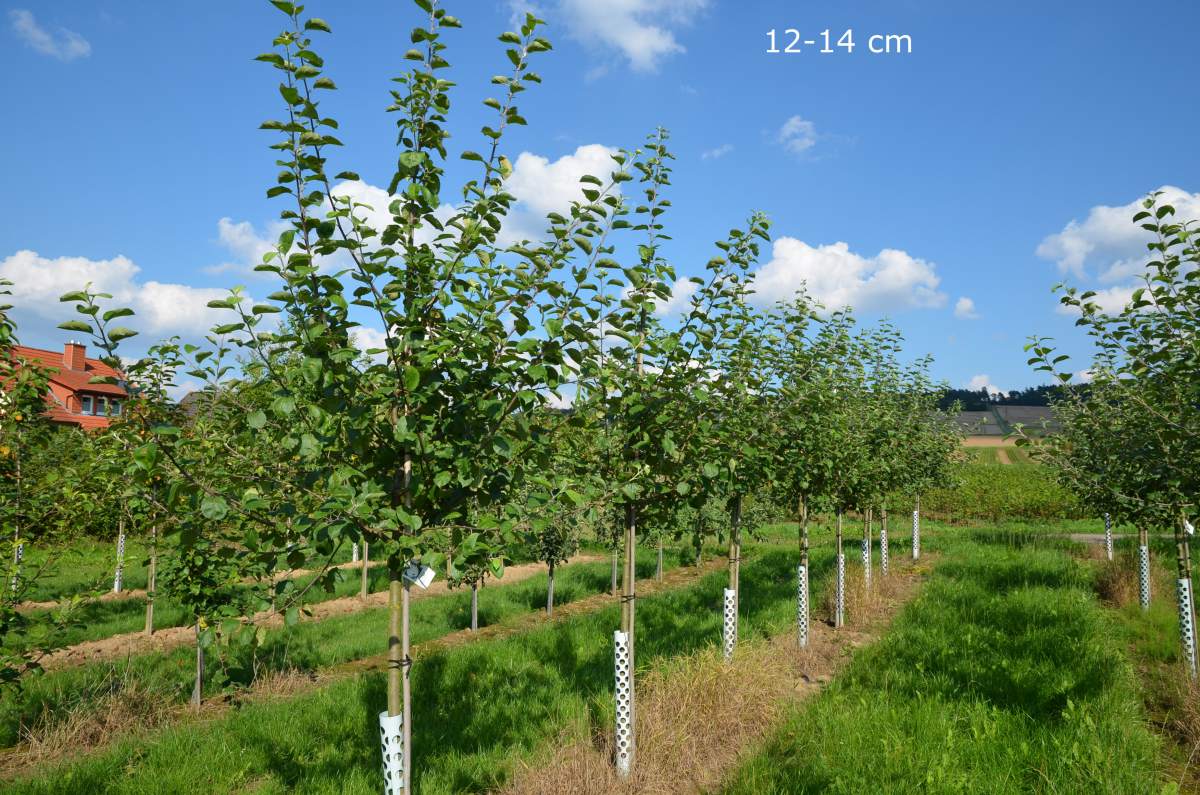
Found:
<box><xmin>1029</xmin><ymin>192</ymin><xmax>1199</xmax><ymax>676</ymax></box>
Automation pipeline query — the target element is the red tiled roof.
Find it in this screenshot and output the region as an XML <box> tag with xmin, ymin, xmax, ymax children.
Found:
<box><xmin>12</xmin><ymin>345</ymin><xmax>127</xmax><ymax>397</ymax></box>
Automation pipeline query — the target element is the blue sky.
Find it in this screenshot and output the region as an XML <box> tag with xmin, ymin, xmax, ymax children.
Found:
<box><xmin>3</xmin><ymin>0</ymin><xmax>1198</xmax><ymax>395</ymax></box>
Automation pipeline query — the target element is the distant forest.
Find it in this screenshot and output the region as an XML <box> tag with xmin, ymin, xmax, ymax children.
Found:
<box><xmin>936</xmin><ymin>384</ymin><xmax>1066</xmax><ymax>412</ymax></box>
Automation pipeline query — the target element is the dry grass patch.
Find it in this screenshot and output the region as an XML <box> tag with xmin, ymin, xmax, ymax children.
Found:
<box><xmin>502</xmin><ymin>561</ymin><xmax>926</xmax><ymax>795</ymax></box>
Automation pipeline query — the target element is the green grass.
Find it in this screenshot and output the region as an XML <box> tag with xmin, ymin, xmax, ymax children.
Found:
<box><xmin>0</xmin><ymin>548</ymin><xmax>689</xmax><ymax>750</ymax></box>
<box><xmin>0</xmin><ymin>540</ymin><xmax>832</xmax><ymax>794</ymax></box>
<box><xmin>721</xmin><ymin>539</ymin><xmax>1161</xmax><ymax>794</ymax></box>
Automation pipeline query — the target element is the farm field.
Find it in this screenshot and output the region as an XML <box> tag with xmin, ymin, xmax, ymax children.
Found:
<box><xmin>1</xmin><ymin>511</ymin><xmax>1197</xmax><ymax>794</ymax></box>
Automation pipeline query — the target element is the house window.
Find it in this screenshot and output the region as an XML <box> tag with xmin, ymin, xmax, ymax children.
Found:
<box><xmin>109</xmin><ymin>399</ymin><xmax>121</xmax><ymax>416</ymax></box>
<box><xmin>80</xmin><ymin>395</ymin><xmax>93</xmax><ymax>415</ymax></box>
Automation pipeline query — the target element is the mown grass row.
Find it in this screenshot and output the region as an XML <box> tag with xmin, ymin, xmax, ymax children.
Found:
<box><xmin>0</xmin><ymin>549</ymin><xmax>685</xmax><ymax>750</ymax></box>
<box><xmin>721</xmin><ymin>538</ymin><xmax>1161</xmax><ymax>793</ymax></box>
<box><xmin>1</xmin><ymin>540</ymin><xmax>835</xmax><ymax>794</ymax></box>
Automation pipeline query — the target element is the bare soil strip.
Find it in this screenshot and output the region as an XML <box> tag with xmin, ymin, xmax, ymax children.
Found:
<box><xmin>995</xmin><ymin>448</ymin><xmax>1012</xmax><ymax>465</ymax></box>
<box><xmin>501</xmin><ymin>559</ymin><xmax>928</xmax><ymax>795</ymax></box>
<box><xmin>16</xmin><ymin>558</ymin><xmax>381</xmax><ymax>613</ymax></box>
<box><xmin>39</xmin><ymin>554</ymin><xmax>603</xmax><ymax>670</ymax></box>
<box><xmin>0</xmin><ymin>557</ymin><xmax>725</xmax><ymax>780</ymax></box>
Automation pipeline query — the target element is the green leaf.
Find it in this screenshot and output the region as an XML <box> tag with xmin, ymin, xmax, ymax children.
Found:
<box><xmin>200</xmin><ymin>495</ymin><xmax>229</xmax><ymax>521</ymax></box>
<box><xmin>57</xmin><ymin>320</ymin><xmax>92</xmax><ymax>333</ymax></box>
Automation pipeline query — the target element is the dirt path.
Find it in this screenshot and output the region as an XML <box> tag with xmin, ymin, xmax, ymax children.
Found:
<box><xmin>500</xmin><ymin>559</ymin><xmax>928</xmax><ymax>795</ymax></box>
<box><xmin>38</xmin><ymin>554</ymin><xmax>602</xmax><ymax>670</ymax></box>
<box><xmin>1</xmin><ymin>557</ymin><xmax>726</xmax><ymax>780</ymax></box>
<box><xmin>17</xmin><ymin>558</ymin><xmax>383</xmax><ymax>614</ymax></box>
<box><xmin>995</xmin><ymin>448</ymin><xmax>1012</xmax><ymax>465</ymax></box>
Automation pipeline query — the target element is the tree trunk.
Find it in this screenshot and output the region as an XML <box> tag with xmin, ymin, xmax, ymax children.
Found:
<box><xmin>359</xmin><ymin>541</ymin><xmax>370</xmax><ymax>600</ymax></box>
<box><xmin>799</xmin><ymin>497</ymin><xmax>809</xmax><ymax>648</ymax></box>
<box><xmin>835</xmin><ymin>511</ymin><xmax>845</xmax><ymax>628</ymax></box>
<box><xmin>620</xmin><ymin>502</ymin><xmax>638</xmax><ymax>772</ymax></box>
<box><xmin>386</xmin><ymin>569</ymin><xmax>412</xmax><ymax>792</ymax></box>
<box><xmin>880</xmin><ymin>507</ymin><xmax>889</xmax><ymax>577</ymax></box>
<box><xmin>729</xmin><ymin>495</ymin><xmax>742</xmax><ymax>599</ymax></box>
<box><xmin>656</xmin><ymin>537</ymin><xmax>663</xmax><ymax>582</ymax></box>
<box><xmin>113</xmin><ymin>512</ymin><xmax>126</xmax><ymax>594</ymax></box>
<box><xmin>191</xmin><ymin>623</ymin><xmax>204</xmax><ymax>708</ymax></box>
<box><xmin>470</xmin><ymin>580</ymin><xmax>479</xmax><ymax>631</ymax></box>
<box><xmin>144</xmin><ymin>524</ymin><xmax>157</xmax><ymax>636</ymax></box>
<box><xmin>1174</xmin><ymin>518</ymin><xmax>1197</xmax><ymax>678</ymax></box>
<box><xmin>611</xmin><ymin>546</ymin><xmax>619</xmax><ymax>596</ymax></box>
<box><xmin>547</xmin><ymin>560</ymin><xmax>556</xmax><ymax>617</ymax></box>
<box><xmin>862</xmin><ymin>507</ymin><xmax>872</xmax><ymax>589</ymax></box>
<box><xmin>1138</xmin><ymin>526</ymin><xmax>1152</xmax><ymax>611</ymax></box>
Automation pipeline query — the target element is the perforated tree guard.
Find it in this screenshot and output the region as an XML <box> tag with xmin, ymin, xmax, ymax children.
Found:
<box><xmin>378</xmin><ymin>711</ymin><xmax>404</xmax><ymax>793</ymax></box>
<box><xmin>613</xmin><ymin>630</ymin><xmax>633</xmax><ymax>778</ymax></box>
<box><xmin>861</xmin><ymin>535</ymin><xmax>871</xmax><ymax>588</ymax></box>
<box><xmin>835</xmin><ymin>552</ymin><xmax>845</xmax><ymax>628</ymax></box>
<box><xmin>723</xmin><ymin>587</ymin><xmax>737</xmax><ymax>661</ymax></box>
<box><xmin>10</xmin><ymin>542</ymin><xmax>23</xmax><ymax>594</ymax></box>
<box><xmin>1138</xmin><ymin>545</ymin><xmax>1151</xmax><ymax>611</ymax></box>
<box><xmin>1178</xmin><ymin>578</ymin><xmax>1197</xmax><ymax>678</ymax></box>
<box><xmin>352</xmin><ymin>543</ymin><xmax>359</xmax><ymax>563</ymax></box>
<box><xmin>879</xmin><ymin>524</ymin><xmax>889</xmax><ymax>577</ymax></box>
<box><xmin>113</xmin><ymin>533</ymin><xmax>126</xmax><ymax>594</ymax></box>
<box><xmin>912</xmin><ymin>509</ymin><xmax>920</xmax><ymax>560</ymax></box>
<box><xmin>797</xmin><ymin>564</ymin><xmax>809</xmax><ymax>648</ymax></box>
<box><xmin>1103</xmin><ymin>514</ymin><xmax>1113</xmax><ymax>561</ymax></box>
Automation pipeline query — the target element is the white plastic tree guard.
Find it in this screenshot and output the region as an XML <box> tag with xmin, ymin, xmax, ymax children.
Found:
<box><xmin>797</xmin><ymin>564</ymin><xmax>809</xmax><ymax>649</ymax></box>
<box><xmin>861</xmin><ymin>534</ymin><xmax>871</xmax><ymax>589</ymax></box>
<box><xmin>10</xmin><ymin>542</ymin><xmax>23</xmax><ymax>594</ymax></box>
<box><xmin>1103</xmin><ymin>514</ymin><xmax>1113</xmax><ymax>562</ymax></box>
<box><xmin>352</xmin><ymin>542</ymin><xmax>359</xmax><ymax>564</ymax></box>
<box><xmin>879</xmin><ymin>522</ymin><xmax>889</xmax><ymax>577</ymax></box>
<box><xmin>722</xmin><ymin>587</ymin><xmax>737</xmax><ymax>661</ymax></box>
<box><xmin>613</xmin><ymin>630</ymin><xmax>634</xmax><ymax>778</ymax></box>
<box><xmin>835</xmin><ymin>552</ymin><xmax>845</xmax><ymax>628</ymax></box>
<box><xmin>378</xmin><ymin>710</ymin><xmax>404</xmax><ymax>794</ymax></box>
<box><xmin>1177</xmin><ymin>578</ymin><xmax>1197</xmax><ymax>679</ymax></box>
<box><xmin>1138</xmin><ymin>545</ymin><xmax>1151</xmax><ymax>611</ymax></box>
<box><xmin>113</xmin><ymin>533</ymin><xmax>126</xmax><ymax>594</ymax></box>
<box><xmin>912</xmin><ymin>509</ymin><xmax>920</xmax><ymax>560</ymax></box>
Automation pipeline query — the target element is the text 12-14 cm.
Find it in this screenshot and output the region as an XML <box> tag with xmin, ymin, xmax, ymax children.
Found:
<box><xmin>767</xmin><ymin>29</ymin><xmax>913</xmax><ymax>55</ymax></box>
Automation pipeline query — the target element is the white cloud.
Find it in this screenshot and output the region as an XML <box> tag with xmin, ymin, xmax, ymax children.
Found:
<box><xmin>548</xmin><ymin>0</ymin><xmax>708</xmax><ymax>72</ymax></box>
<box><xmin>202</xmin><ymin>217</ymin><xmax>287</xmax><ymax>276</ymax></box>
<box><xmin>329</xmin><ymin>146</ymin><xmax>620</xmax><ymax>251</ymax></box>
<box><xmin>1036</xmin><ymin>185</ymin><xmax>1200</xmax><ymax>280</ymax></box>
<box><xmin>954</xmin><ymin>296</ymin><xmax>980</xmax><ymax>320</ymax></box>
<box><xmin>0</xmin><ymin>250</ymin><xmax>235</xmax><ymax>342</ymax></box>
<box><xmin>701</xmin><ymin>144</ymin><xmax>733</xmax><ymax>161</ymax></box>
<box><xmin>653</xmin><ymin>277</ymin><xmax>696</xmax><ymax>316</ymax></box>
<box><xmin>750</xmin><ymin>238</ymin><xmax>946</xmax><ymax>313</ymax></box>
<box><xmin>1074</xmin><ymin>369</ymin><xmax>1094</xmax><ymax>384</ymax></box>
<box><xmin>1054</xmin><ymin>284</ymin><xmax>1135</xmax><ymax>316</ymax></box>
<box><xmin>967</xmin><ymin>374</ymin><xmax>1002</xmax><ymax>396</ymax></box>
<box><xmin>9</xmin><ymin>9</ymin><xmax>91</xmax><ymax>61</ymax></box>
<box><xmin>777</xmin><ymin>115</ymin><xmax>817</xmax><ymax>156</ymax></box>
<box><xmin>504</xmin><ymin>144</ymin><xmax>621</xmax><ymax>217</ymax></box>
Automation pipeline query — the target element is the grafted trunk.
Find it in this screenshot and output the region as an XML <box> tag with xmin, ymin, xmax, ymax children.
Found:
<box><xmin>618</xmin><ymin>502</ymin><xmax>638</xmax><ymax>776</ymax></box>
<box><xmin>144</xmin><ymin>524</ymin><xmax>157</xmax><ymax>636</ymax></box>
<box><xmin>359</xmin><ymin>541</ymin><xmax>370</xmax><ymax>600</ymax></box>
<box><xmin>547</xmin><ymin>560</ymin><xmax>556</xmax><ymax>617</ymax></box>
<box><xmin>470</xmin><ymin>581</ymin><xmax>479</xmax><ymax>631</ymax></box>
<box><xmin>191</xmin><ymin>623</ymin><xmax>205</xmax><ymax>708</ymax></box>
<box><xmin>611</xmin><ymin>546</ymin><xmax>619</xmax><ymax>596</ymax></box>
<box><xmin>656</xmin><ymin>537</ymin><xmax>663</xmax><ymax>582</ymax></box>
<box><xmin>835</xmin><ymin>511</ymin><xmax>845</xmax><ymax>628</ymax></box>
<box><xmin>1174</xmin><ymin>519</ymin><xmax>1197</xmax><ymax>678</ymax></box>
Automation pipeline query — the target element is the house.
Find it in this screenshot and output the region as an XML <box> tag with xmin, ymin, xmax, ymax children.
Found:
<box><xmin>10</xmin><ymin>342</ymin><xmax>128</xmax><ymax>429</ymax></box>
